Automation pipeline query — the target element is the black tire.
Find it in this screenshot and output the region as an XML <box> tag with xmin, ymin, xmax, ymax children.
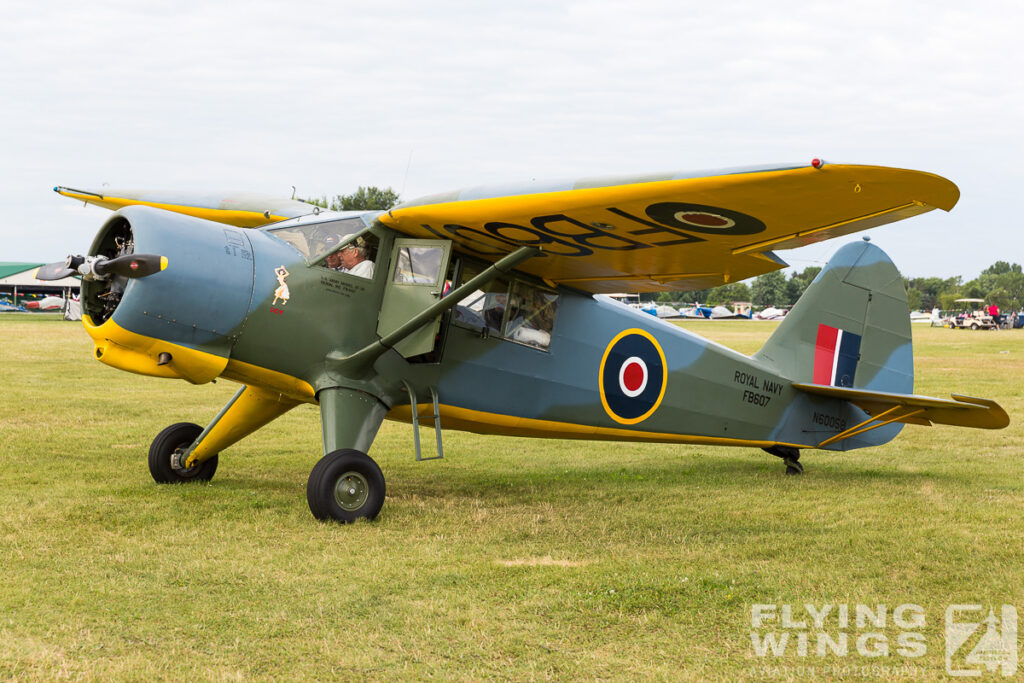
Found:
<box><xmin>306</xmin><ymin>449</ymin><xmax>386</xmax><ymax>523</ymax></box>
<box><xmin>971</xmin><ymin>323</ymin><xmax>979</xmax><ymax>330</ymax></box>
<box><xmin>148</xmin><ymin>422</ymin><xmax>218</xmax><ymax>483</ymax></box>
<box><xmin>784</xmin><ymin>458</ymin><xmax>804</xmax><ymax>475</ymax></box>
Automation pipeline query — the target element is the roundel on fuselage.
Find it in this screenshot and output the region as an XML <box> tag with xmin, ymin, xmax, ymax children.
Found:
<box><xmin>599</xmin><ymin>329</ymin><xmax>668</xmax><ymax>425</ymax></box>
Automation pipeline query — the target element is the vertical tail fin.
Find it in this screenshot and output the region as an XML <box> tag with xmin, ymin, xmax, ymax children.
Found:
<box><xmin>753</xmin><ymin>240</ymin><xmax>912</xmax><ymax>394</ymax></box>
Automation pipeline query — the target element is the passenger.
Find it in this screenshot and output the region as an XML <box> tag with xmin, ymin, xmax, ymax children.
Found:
<box><xmin>483</xmin><ymin>292</ymin><xmax>507</xmax><ymax>332</ymax></box>
<box><xmin>327</xmin><ymin>236</ymin><xmax>374</xmax><ymax>278</ymax></box>
<box><xmin>339</xmin><ymin>237</ymin><xmax>374</xmax><ymax>278</ymax></box>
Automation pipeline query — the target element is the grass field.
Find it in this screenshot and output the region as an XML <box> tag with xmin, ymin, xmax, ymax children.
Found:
<box><xmin>1</xmin><ymin>316</ymin><xmax>1022</xmax><ymax>680</ymax></box>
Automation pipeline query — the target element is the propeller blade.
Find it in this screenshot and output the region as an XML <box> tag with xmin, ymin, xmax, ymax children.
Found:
<box><xmin>35</xmin><ymin>260</ymin><xmax>77</xmax><ymax>281</ymax></box>
<box><xmin>94</xmin><ymin>254</ymin><xmax>167</xmax><ymax>279</ymax></box>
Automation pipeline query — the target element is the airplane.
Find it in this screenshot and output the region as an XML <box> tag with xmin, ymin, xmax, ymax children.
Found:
<box><xmin>24</xmin><ymin>295</ymin><xmax>64</xmax><ymax>311</ymax></box>
<box><xmin>38</xmin><ymin>160</ymin><xmax>1009</xmax><ymax>523</ymax></box>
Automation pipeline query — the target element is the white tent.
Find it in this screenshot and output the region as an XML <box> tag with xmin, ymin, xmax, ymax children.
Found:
<box><xmin>63</xmin><ymin>297</ymin><xmax>82</xmax><ymax>321</ymax></box>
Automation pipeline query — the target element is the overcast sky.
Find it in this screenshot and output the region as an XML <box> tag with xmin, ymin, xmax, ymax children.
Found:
<box><xmin>2</xmin><ymin>0</ymin><xmax>1021</xmax><ymax>280</ymax></box>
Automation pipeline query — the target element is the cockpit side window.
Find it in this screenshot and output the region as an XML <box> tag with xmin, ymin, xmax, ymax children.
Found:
<box><xmin>267</xmin><ymin>217</ymin><xmax>365</xmax><ymax>262</ymax></box>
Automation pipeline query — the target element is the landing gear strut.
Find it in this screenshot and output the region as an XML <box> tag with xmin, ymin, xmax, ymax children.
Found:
<box><xmin>763</xmin><ymin>446</ymin><xmax>803</xmax><ymax>475</ymax></box>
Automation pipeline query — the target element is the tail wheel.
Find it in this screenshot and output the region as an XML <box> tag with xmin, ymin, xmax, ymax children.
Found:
<box><xmin>148</xmin><ymin>422</ymin><xmax>219</xmax><ymax>483</ymax></box>
<box><xmin>763</xmin><ymin>445</ymin><xmax>803</xmax><ymax>475</ymax></box>
<box><xmin>307</xmin><ymin>449</ymin><xmax>386</xmax><ymax>523</ymax></box>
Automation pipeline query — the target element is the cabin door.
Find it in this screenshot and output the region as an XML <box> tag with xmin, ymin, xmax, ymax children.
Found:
<box><xmin>377</xmin><ymin>238</ymin><xmax>452</xmax><ymax>358</ymax></box>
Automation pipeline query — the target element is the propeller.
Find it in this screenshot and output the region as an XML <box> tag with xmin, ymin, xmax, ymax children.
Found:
<box><xmin>35</xmin><ymin>254</ymin><xmax>165</xmax><ymax>281</ymax></box>
<box><xmin>36</xmin><ymin>257</ymin><xmax>81</xmax><ymax>281</ymax></box>
<box><xmin>93</xmin><ymin>253</ymin><xmax>166</xmax><ymax>278</ymax></box>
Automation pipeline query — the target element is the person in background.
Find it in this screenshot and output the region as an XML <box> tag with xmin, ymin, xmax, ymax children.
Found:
<box><xmin>988</xmin><ymin>301</ymin><xmax>1002</xmax><ymax>328</ymax></box>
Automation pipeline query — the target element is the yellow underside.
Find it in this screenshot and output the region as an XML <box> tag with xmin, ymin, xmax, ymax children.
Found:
<box><xmin>83</xmin><ymin>315</ymin><xmax>228</xmax><ymax>384</ymax></box>
<box><xmin>60</xmin><ymin>191</ymin><xmax>288</xmax><ymax>228</ymax></box>
<box><xmin>82</xmin><ymin>316</ymin><xmax>316</xmax><ymax>402</ymax></box>
<box><xmin>381</xmin><ymin>165</ymin><xmax>959</xmax><ymax>292</ymax></box>
<box><xmin>387</xmin><ymin>403</ymin><xmax>812</xmax><ymax>449</ymax></box>
<box><xmin>221</xmin><ymin>359</ymin><xmax>316</xmax><ymax>403</ymax></box>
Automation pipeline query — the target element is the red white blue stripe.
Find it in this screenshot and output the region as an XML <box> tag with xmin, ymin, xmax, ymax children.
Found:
<box><xmin>813</xmin><ymin>324</ymin><xmax>861</xmax><ymax>387</ymax></box>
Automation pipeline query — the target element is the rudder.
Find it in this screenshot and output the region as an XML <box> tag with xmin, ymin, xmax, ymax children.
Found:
<box><xmin>753</xmin><ymin>240</ymin><xmax>913</xmax><ymax>394</ymax></box>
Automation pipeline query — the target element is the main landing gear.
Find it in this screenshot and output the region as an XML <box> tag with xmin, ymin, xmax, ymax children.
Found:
<box><xmin>145</xmin><ymin>386</ymin><xmax>390</xmax><ymax>523</ymax></box>
<box><xmin>310</xmin><ymin>387</ymin><xmax>389</xmax><ymax>523</ymax></box>
<box><xmin>306</xmin><ymin>449</ymin><xmax>386</xmax><ymax>523</ymax></box>
<box><xmin>146</xmin><ymin>423</ymin><xmax>386</xmax><ymax>523</ymax></box>
<box><xmin>763</xmin><ymin>445</ymin><xmax>803</xmax><ymax>475</ymax></box>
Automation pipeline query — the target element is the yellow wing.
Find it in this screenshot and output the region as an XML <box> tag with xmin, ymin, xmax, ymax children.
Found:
<box><xmin>379</xmin><ymin>162</ymin><xmax>958</xmax><ymax>293</ymax></box>
<box><xmin>54</xmin><ymin>186</ymin><xmax>316</xmax><ymax>228</ymax></box>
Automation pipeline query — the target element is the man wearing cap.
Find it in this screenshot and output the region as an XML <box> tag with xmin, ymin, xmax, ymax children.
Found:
<box><xmin>337</xmin><ymin>236</ymin><xmax>374</xmax><ymax>278</ymax></box>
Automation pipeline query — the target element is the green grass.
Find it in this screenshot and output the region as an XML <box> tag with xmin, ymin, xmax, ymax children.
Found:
<box><xmin>1</xmin><ymin>317</ymin><xmax>1022</xmax><ymax>680</ymax></box>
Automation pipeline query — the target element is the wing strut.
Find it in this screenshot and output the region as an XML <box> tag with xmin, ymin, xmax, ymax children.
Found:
<box><xmin>328</xmin><ymin>245</ymin><xmax>540</xmax><ymax>376</ymax></box>
<box><xmin>814</xmin><ymin>405</ymin><xmax>926</xmax><ymax>449</ymax></box>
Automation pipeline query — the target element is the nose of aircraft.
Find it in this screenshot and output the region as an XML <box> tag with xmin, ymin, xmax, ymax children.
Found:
<box><xmin>78</xmin><ymin>205</ymin><xmax>256</xmax><ymax>384</ymax></box>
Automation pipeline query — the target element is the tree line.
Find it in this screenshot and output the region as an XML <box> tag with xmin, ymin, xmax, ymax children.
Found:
<box><xmin>301</xmin><ymin>186</ymin><xmax>401</xmax><ymax>212</ymax></box>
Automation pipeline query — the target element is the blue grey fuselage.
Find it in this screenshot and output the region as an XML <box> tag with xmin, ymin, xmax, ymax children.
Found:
<box><xmin>91</xmin><ymin>206</ymin><xmax>896</xmax><ymax>454</ymax></box>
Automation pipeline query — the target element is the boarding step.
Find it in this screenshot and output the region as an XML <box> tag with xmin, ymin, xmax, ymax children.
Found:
<box><xmin>402</xmin><ymin>381</ymin><xmax>444</xmax><ymax>461</ymax></box>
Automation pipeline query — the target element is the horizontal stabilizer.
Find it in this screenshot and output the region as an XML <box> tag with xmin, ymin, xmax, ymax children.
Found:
<box><xmin>793</xmin><ymin>383</ymin><xmax>1009</xmax><ymax>430</ymax></box>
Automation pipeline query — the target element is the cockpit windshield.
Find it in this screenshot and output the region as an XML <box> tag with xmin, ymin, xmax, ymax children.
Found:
<box><xmin>267</xmin><ymin>217</ymin><xmax>366</xmax><ymax>262</ymax></box>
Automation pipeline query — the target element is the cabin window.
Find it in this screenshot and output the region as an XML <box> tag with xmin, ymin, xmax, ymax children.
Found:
<box><xmin>450</xmin><ymin>260</ymin><xmax>557</xmax><ymax>350</ymax></box>
<box><xmin>393</xmin><ymin>246</ymin><xmax>444</xmax><ymax>285</ymax></box>
<box><xmin>452</xmin><ymin>261</ymin><xmax>509</xmax><ymax>334</ymax></box>
<box><xmin>503</xmin><ymin>281</ymin><xmax>558</xmax><ymax>350</ymax></box>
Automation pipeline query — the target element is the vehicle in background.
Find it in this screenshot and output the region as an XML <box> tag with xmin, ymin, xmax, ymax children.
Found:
<box><xmin>946</xmin><ymin>298</ymin><xmax>997</xmax><ymax>330</ymax></box>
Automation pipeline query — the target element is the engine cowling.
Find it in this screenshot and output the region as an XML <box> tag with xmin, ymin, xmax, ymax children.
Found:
<box><xmin>82</xmin><ymin>206</ymin><xmax>256</xmax><ymax>384</ymax></box>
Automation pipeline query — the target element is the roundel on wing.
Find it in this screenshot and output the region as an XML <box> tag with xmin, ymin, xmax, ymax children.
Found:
<box><xmin>645</xmin><ymin>202</ymin><xmax>765</xmax><ymax>235</ymax></box>
<box><xmin>599</xmin><ymin>329</ymin><xmax>668</xmax><ymax>424</ymax></box>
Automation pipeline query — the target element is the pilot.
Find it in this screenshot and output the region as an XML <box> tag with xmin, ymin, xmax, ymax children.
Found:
<box><xmin>337</xmin><ymin>236</ymin><xmax>374</xmax><ymax>278</ymax></box>
<box><xmin>324</xmin><ymin>245</ymin><xmax>344</xmax><ymax>271</ymax></box>
<box><xmin>322</xmin><ymin>233</ymin><xmax>344</xmax><ymax>270</ymax></box>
